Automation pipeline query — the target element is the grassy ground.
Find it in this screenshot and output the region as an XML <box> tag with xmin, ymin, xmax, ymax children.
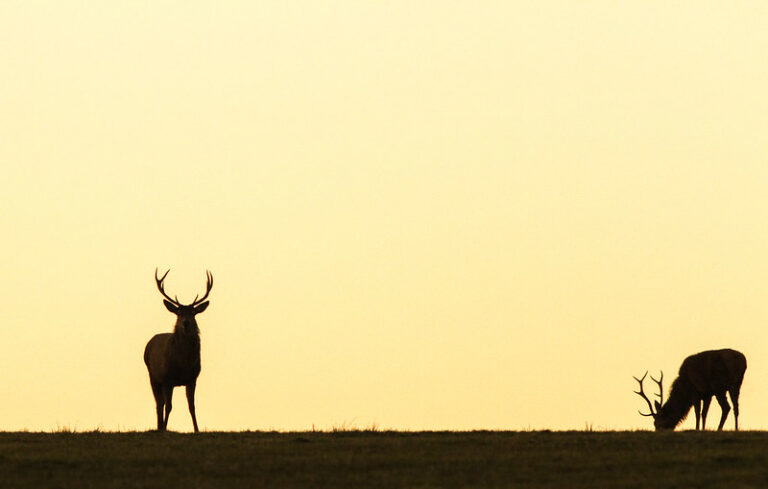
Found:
<box><xmin>1</xmin><ymin>430</ymin><xmax>767</xmax><ymax>488</ymax></box>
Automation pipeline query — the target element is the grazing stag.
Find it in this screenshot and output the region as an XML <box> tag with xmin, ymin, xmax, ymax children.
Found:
<box><xmin>634</xmin><ymin>348</ymin><xmax>746</xmax><ymax>431</ymax></box>
<box><xmin>144</xmin><ymin>269</ymin><xmax>213</xmax><ymax>432</ymax></box>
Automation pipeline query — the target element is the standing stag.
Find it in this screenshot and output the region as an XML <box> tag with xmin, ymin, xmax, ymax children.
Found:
<box><xmin>144</xmin><ymin>268</ymin><xmax>213</xmax><ymax>432</ymax></box>
<box><xmin>634</xmin><ymin>348</ymin><xmax>746</xmax><ymax>431</ymax></box>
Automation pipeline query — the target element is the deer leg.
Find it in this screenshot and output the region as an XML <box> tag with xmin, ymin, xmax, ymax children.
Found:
<box><xmin>729</xmin><ymin>387</ymin><xmax>741</xmax><ymax>431</ymax></box>
<box><xmin>162</xmin><ymin>386</ymin><xmax>174</xmax><ymax>430</ymax></box>
<box><xmin>701</xmin><ymin>397</ymin><xmax>712</xmax><ymax>431</ymax></box>
<box><xmin>693</xmin><ymin>401</ymin><xmax>701</xmax><ymax>430</ymax></box>
<box><xmin>151</xmin><ymin>381</ymin><xmax>164</xmax><ymax>431</ymax></box>
<box><xmin>715</xmin><ymin>393</ymin><xmax>730</xmax><ymax>431</ymax></box>
<box><xmin>186</xmin><ymin>382</ymin><xmax>199</xmax><ymax>433</ymax></box>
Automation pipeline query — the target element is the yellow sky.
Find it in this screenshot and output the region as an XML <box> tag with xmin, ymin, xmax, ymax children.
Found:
<box><xmin>2</xmin><ymin>1</ymin><xmax>768</xmax><ymax>431</ymax></box>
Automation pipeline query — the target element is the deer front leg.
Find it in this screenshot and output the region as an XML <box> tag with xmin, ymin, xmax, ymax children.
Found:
<box><xmin>151</xmin><ymin>381</ymin><xmax>164</xmax><ymax>431</ymax></box>
<box><xmin>693</xmin><ymin>401</ymin><xmax>701</xmax><ymax>430</ymax></box>
<box><xmin>701</xmin><ymin>397</ymin><xmax>712</xmax><ymax>431</ymax></box>
<box><xmin>186</xmin><ymin>382</ymin><xmax>199</xmax><ymax>433</ymax></box>
<box><xmin>163</xmin><ymin>386</ymin><xmax>174</xmax><ymax>430</ymax></box>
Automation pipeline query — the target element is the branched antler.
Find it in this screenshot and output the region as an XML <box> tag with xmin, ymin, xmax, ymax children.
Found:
<box><xmin>155</xmin><ymin>268</ymin><xmax>182</xmax><ymax>307</ymax></box>
<box><xmin>190</xmin><ymin>270</ymin><xmax>213</xmax><ymax>306</ymax></box>
<box><xmin>650</xmin><ymin>371</ymin><xmax>664</xmax><ymax>406</ymax></box>
<box><xmin>633</xmin><ymin>371</ymin><xmax>656</xmax><ymax>417</ymax></box>
<box><xmin>156</xmin><ymin>268</ymin><xmax>213</xmax><ymax>307</ymax></box>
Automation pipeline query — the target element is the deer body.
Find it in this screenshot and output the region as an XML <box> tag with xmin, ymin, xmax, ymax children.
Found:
<box><xmin>635</xmin><ymin>348</ymin><xmax>746</xmax><ymax>431</ymax></box>
<box><xmin>144</xmin><ymin>269</ymin><xmax>212</xmax><ymax>432</ymax></box>
<box><xmin>145</xmin><ymin>331</ymin><xmax>201</xmax><ymax>387</ymax></box>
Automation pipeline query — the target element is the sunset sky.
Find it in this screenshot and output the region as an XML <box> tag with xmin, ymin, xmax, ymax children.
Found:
<box><xmin>2</xmin><ymin>1</ymin><xmax>768</xmax><ymax>432</ymax></box>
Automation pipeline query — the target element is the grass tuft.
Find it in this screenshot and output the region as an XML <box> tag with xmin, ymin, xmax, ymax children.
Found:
<box><xmin>51</xmin><ymin>422</ymin><xmax>77</xmax><ymax>434</ymax></box>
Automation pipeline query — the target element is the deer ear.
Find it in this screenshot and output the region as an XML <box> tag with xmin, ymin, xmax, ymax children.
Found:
<box><xmin>654</xmin><ymin>400</ymin><xmax>661</xmax><ymax>411</ymax></box>
<box><xmin>163</xmin><ymin>300</ymin><xmax>179</xmax><ymax>314</ymax></box>
<box><xmin>194</xmin><ymin>301</ymin><xmax>209</xmax><ymax>314</ymax></box>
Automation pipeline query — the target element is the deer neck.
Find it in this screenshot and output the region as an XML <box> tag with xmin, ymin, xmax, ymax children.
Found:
<box><xmin>173</xmin><ymin>324</ymin><xmax>200</xmax><ymax>336</ymax></box>
<box><xmin>172</xmin><ymin>323</ymin><xmax>201</xmax><ymax>351</ymax></box>
<box><xmin>659</xmin><ymin>377</ymin><xmax>697</xmax><ymax>427</ymax></box>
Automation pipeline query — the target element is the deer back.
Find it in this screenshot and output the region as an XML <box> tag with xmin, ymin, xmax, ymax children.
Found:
<box><xmin>679</xmin><ymin>348</ymin><xmax>746</xmax><ymax>396</ymax></box>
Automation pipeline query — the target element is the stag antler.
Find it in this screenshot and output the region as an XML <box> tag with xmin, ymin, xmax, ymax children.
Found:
<box><xmin>190</xmin><ymin>270</ymin><xmax>213</xmax><ymax>306</ymax></box>
<box><xmin>650</xmin><ymin>371</ymin><xmax>664</xmax><ymax>406</ymax></box>
<box><xmin>156</xmin><ymin>268</ymin><xmax>213</xmax><ymax>307</ymax></box>
<box><xmin>155</xmin><ymin>268</ymin><xmax>183</xmax><ymax>306</ymax></box>
<box><xmin>633</xmin><ymin>371</ymin><xmax>656</xmax><ymax>417</ymax></box>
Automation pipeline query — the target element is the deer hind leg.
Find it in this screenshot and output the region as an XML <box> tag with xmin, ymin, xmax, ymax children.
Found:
<box><xmin>701</xmin><ymin>396</ymin><xmax>712</xmax><ymax>431</ymax></box>
<box><xmin>715</xmin><ymin>392</ymin><xmax>730</xmax><ymax>431</ymax></box>
<box><xmin>729</xmin><ymin>386</ymin><xmax>741</xmax><ymax>431</ymax></box>
<box><xmin>151</xmin><ymin>381</ymin><xmax>165</xmax><ymax>431</ymax></box>
<box><xmin>186</xmin><ymin>382</ymin><xmax>199</xmax><ymax>433</ymax></box>
<box><xmin>162</xmin><ymin>386</ymin><xmax>174</xmax><ymax>430</ymax></box>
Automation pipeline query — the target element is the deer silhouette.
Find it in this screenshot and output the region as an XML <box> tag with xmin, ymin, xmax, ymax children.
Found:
<box><xmin>634</xmin><ymin>348</ymin><xmax>746</xmax><ymax>431</ymax></box>
<box><xmin>144</xmin><ymin>269</ymin><xmax>213</xmax><ymax>432</ymax></box>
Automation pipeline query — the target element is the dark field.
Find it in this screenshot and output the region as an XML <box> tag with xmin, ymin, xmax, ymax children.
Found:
<box><xmin>1</xmin><ymin>430</ymin><xmax>767</xmax><ymax>488</ymax></box>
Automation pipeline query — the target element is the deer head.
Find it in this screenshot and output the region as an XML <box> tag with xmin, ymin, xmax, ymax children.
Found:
<box><xmin>155</xmin><ymin>268</ymin><xmax>213</xmax><ymax>335</ymax></box>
